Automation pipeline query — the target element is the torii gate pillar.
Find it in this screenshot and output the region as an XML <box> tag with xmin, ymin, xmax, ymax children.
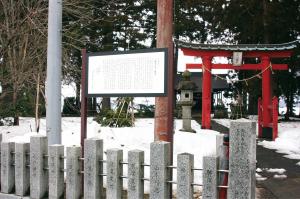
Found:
<box><xmin>261</xmin><ymin>56</ymin><xmax>273</xmax><ymax>136</ymax></box>
<box><xmin>202</xmin><ymin>56</ymin><xmax>212</xmax><ymax>129</ymax></box>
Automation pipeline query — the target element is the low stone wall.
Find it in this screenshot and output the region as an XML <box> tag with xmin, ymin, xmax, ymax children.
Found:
<box><xmin>0</xmin><ymin>120</ymin><xmax>256</xmax><ymax>199</ymax></box>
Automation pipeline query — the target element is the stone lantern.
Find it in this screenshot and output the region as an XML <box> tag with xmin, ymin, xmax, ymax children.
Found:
<box><xmin>177</xmin><ymin>70</ymin><xmax>197</xmax><ymax>133</ymax></box>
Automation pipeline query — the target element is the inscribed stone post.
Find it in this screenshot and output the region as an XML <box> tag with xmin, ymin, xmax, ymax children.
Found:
<box><xmin>177</xmin><ymin>153</ymin><xmax>194</xmax><ymax>199</ymax></box>
<box><xmin>30</xmin><ymin>135</ymin><xmax>48</xmax><ymax>199</ymax></box>
<box><xmin>84</xmin><ymin>138</ymin><xmax>103</xmax><ymax>199</ymax></box>
<box><xmin>106</xmin><ymin>149</ymin><xmax>123</xmax><ymax>199</ymax></box>
<box><xmin>128</xmin><ymin>150</ymin><xmax>144</xmax><ymax>199</ymax></box>
<box><xmin>228</xmin><ymin>120</ymin><xmax>256</xmax><ymax>199</ymax></box>
<box><xmin>1</xmin><ymin>142</ymin><xmax>15</xmax><ymax>193</ymax></box>
<box><xmin>66</xmin><ymin>146</ymin><xmax>82</xmax><ymax>199</ymax></box>
<box><xmin>150</xmin><ymin>141</ymin><xmax>171</xmax><ymax>199</ymax></box>
<box><xmin>15</xmin><ymin>143</ymin><xmax>30</xmax><ymax>196</ymax></box>
<box><xmin>202</xmin><ymin>156</ymin><xmax>218</xmax><ymax>199</ymax></box>
<box><xmin>48</xmin><ymin>144</ymin><xmax>64</xmax><ymax>199</ymax></box>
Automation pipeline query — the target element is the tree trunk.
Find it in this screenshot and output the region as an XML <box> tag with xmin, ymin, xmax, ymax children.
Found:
<box><xmin>75</xmin><ymin>81</ymin><xmax>81</xmax><ymax>109</ymax></box>
<box><xmin>12</xmin><ymin>86</ymin><xmax>19</xmax><ymax>126</ymax></box>
<box><xmin>35</xmin><ymin>73</ymin><xmax>40</xmax><ymax>132</ymax></box>
<box><xmin>262</xmin><ymin>0</ymin><xmax>270</xmax><ymax>44</ymax></box>
<box><xmin>102</xmin><ymin>97</ymin><xmax>111</xmax><ymax>110</ymax></box>
<box><xmin>248</xmin><ymin>92</ymin><xmax>258</xmax><ymax>115</ymax></box>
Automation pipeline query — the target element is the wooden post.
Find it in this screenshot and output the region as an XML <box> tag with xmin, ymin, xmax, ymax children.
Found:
<box><xmin>154</xmin><ymin>0</ymin><xmax>174</xmax><ymax>144</ymax></box>
<box><xmin>273</xmin><ymin>96</ymin><xmax>278</xmax><ymax>140</ymax></box>
<box><xmin>80</xmin><ymin>49</ymin><xmax>87</xmax><ymax>150</ymax></box>
<box><xmin>261</xmin><ymin>56</ymin><xmax>272</xmax><ymax>138</ymax></box>
<box><xmin>258</xmin><ymin>97</ymin><xmax>262</xmax><ymax>138</ymax></box>
<box><xmin>202</xmin><ymin>56</ymin><xmax>212</xmax><ymax>129</ymax></box>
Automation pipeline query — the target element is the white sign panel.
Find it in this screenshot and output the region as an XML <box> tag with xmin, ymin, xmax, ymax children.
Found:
<box><xmin>233</xmin><ymin>51</ymin><xmax>243</xmax><ymax>66</ymax></box>
<box><xmin>86</xmin><ymin>48</ymin><xmax>167</xmax><ymax>96</ymax></box>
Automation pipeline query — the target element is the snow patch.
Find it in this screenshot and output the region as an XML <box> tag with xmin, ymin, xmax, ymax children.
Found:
<box><xmin>256</xmin><ymin>173</ymin><xmax>267</xmax><ymax>181</ymax></box>
<box><xmin>266</xmin><ymin>168</ymin><xmax>286</xmax><ymax>174</ymax></box>
<box><xmin>256</xmin><ymin>168</ymin><xmax>263</xmax><ymax>173</ymax></box>
<box><xmin>273</xmin><ymin>174</ymin><xmax>287</xmax><ymax>179</ymax></box>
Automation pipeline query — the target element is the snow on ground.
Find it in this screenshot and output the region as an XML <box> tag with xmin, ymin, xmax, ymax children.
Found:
<box><xmin>258</xmin><ymin>122</ymin><xmax>300</xmax><ymax>165</ymax></box>
<box><xmin>265</xmin><ymin>168</ymin><xmax>286</xmax><ymax>174</ymax></box>
<box><xmin>256</xmin><ymin>173</ymin><xmax>267</xmax><ymax>181</ymax></box>
<box><xmin>213</xmin><ymin>118</ymin><xmax>300</xmax><ymax>166</ymax></box>
<box><xmin>0</xmin><ymin>117</ymin><xmax>220</xmax><ymax>193</ymax></box>
<box><xmin>256</xmin><ymin>168</ymin><xmax>287</xmax><ymax>181</ymax></box>
<box><xmin>273</xmin><ymin>174</ymin><xmax>287</xmax><ymax>179</ymax></box>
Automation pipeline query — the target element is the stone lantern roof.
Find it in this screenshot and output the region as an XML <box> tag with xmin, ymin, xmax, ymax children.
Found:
<box><xmin>177</xmin><ymin>70</ymin><xmax>197</xmax><ymax>91</ymax></box>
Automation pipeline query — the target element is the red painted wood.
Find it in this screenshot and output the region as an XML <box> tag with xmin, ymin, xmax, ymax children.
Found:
<box><xmin>154</xmin><ymin>0</ymin><xmax>174</xmax><ymax>144</ymax></box>
<box><xmin>186</xmin><ymin>63</ymin><xmax>288</xmax><ymax>70</ymax></box>
<box><xmin>258</xmin><ymin>98</ymin><xmax>262</xmax><ymax>138</ymax></box>
<box><xmin>201</xmin><ymin>56</ymin><xmax>212</xmax><ymax>129</ymax></box>
<box><xmin>261</xmin><ymin>56</ymin><xmax>272</xmax><ymax>129</ymax></box>
<box><xmin>273</xmin><ymin>97</ymin><xmax>279</xmax><ymax>140</ymax></box>
<box><xmin>181</xmin><ymin>45</ymin><xmax>293</xmax><ymax>134</ymax></box>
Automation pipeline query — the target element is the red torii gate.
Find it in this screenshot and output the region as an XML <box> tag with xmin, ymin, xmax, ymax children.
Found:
<box><xmin>177</xmin><ymin>40</ymin><xmax>298</xmax><ymax>140</ymax></box>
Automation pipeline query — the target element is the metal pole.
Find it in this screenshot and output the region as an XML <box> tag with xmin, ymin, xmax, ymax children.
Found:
<box><xmin>154</xmin><ymin>0</ymin><xmax>174</xmax><ymax>143</ymax></box>
<box><xmin>46</xmin><ymin>0</ymin><xmax>62</xmax><ymax>144</ymax></box>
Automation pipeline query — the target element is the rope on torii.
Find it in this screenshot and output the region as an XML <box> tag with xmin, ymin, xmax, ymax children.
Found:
<box><xmin>200</xmin><ymin>62</ymin><xmax>274</xmax><ymax>84</ymax></box>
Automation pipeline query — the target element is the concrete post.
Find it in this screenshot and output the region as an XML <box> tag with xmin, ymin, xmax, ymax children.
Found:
<box><xmin>150</xmin><ymin>141</ymin><xmax>171</xmax><ymax>199</ymax></box>
<box><xmin>46</xmin><ymin>0</ymin><xmax>62</xmax><ymax>145</ymax></box>
<box><xmin>84</xmin><ymin>138</ymin><xmax>103</xmax><ymax>199</ymax></box>
<box><xmin>66</xmin><ymin>146</ymin><xmax>82</xmax><ymax>199</ymax></box>
<box><xmin>177</xmin><ymin>153</ymin><xmax>194</xmax><ymax>199</ymax></box>
<box><xmin>1</xmin><ymin>142</ymin><xmax>15</xmax><ymax>193</ymax></box>
<box><xmin>106</xmin><ymin>149</ymin><xmax>123</xmax><ymax>199</ymax></box>
<box><xmin>30</xmin><ymin>136</ymin><xmax>48</xmax><ymax>199</ymax></box>
<box><xmin>228</xmin><ymin>120</ymin><xmax>256</xmax><ymax>199</ymax></box>
<box><xmin>15</xmin><ymin>143</ymin><xmax>30</xmax><ymax>196</ymax></box>
<box><xmin>48</xmin><ymin>144</ymin><xmax>64</xmax><ymax>199</ymax></box>
<box><xmin>202</xmin><ymin>156</ymin><xmax>219</xmax><ymax>199</ymax></box>
<box><xmin>128</xmin><ymin>150</ymin><xmax>144</xmax><ymax>199</ymax></box>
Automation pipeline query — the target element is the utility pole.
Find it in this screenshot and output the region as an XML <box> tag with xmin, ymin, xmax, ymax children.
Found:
<box><xmin>154</xmin><ymin>0</ymin><xmax>174</xmax><ymax>143</ymax></box>
<box><xmin>46</xmin><ymin>0</ymin><xmax>62</xmax><ymax>144</ymax></box>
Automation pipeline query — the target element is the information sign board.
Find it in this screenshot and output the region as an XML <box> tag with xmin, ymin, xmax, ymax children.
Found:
<box><xmin>86</xmin><ymin>48</ymin><xmax>168</xmax><ymax>97</ymax></box>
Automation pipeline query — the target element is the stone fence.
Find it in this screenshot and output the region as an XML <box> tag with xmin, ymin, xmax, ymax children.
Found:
<box><xmin>0</xmin><ymin>120</ymin><xmax>256</xmax><ymax>199</ymax></box>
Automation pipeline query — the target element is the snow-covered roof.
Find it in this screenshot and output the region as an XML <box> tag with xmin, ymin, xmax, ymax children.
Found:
<box><xmin>176</xmin><ymin>39</ymin><xmax>299</xmax><ymax>51</ymax></box>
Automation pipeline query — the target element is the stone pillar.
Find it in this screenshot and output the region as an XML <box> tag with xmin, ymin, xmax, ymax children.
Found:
<box><xmin>30</xmin><ymin>136</ymin><xmax>48</xmax><ymax>199</ymax></box>
<box><xmin>48</xmin><ymin>144</ymin><xmax>64</xmax><ymax>199</ymax></box>
<box><xmin>202</xmin><ymin>156</ymin><xmax>218</xmax><ymax>199</ymax></box>
<box><xmin>150</xmin><ymin>141</ymin><xmax>171</xmax><ymax>199</ymax></box>
<box><xmin>177</xmin><ymin>153</ymin><xmax>194</xmax><ymax>199</ymax></box>
<box><xmin>84</xmin><ymin>138</ymin><xmax>103</xmax><ymax>199</ymax></box>
<box><xmin>181</xmin><ymin>106</ymin><xmax>195</xmax><ymax>132</ymax></box>
<box><xmin>66</xmin><ymin>146</ymin><xmax>82</xmax><ymax>199</ymax></box>
<box><xmin>128</xmin><ymin>150</ymin><xmax>144</xmax><ymax>199</ymax></box>
<box><xmin>1</xmin><ymin>142</ymin><xmax>15</xmax><ymax>193</ymax></box>
<box><xmin>228</xmin><ymin>120</ymin><xmax>256</xmax><ymax>199</ymax></box>
<box><xmin>15</xmin><ymin>143</ymin><xmax>30</xmax><ymax>196</ymax></box>
<box><xmin>106</xmin><ymin>149</ymin><xmax>123</xmax><ymax>199</ymax></box>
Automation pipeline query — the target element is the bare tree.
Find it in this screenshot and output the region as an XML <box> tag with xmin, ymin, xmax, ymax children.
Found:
<box><xmin>0</xmin><ymin>0</ymin><xmax>130</xmax><ymax>128</ymax></box>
